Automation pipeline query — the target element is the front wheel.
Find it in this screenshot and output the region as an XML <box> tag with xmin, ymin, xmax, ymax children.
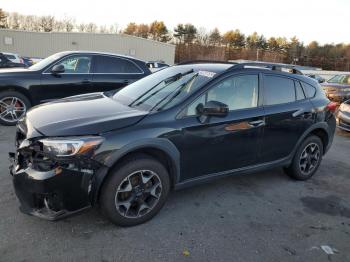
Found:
<box><xmin>100</xmin><ymin>155</ymin><xmax>170</xmax><ymax>227</ymax></box>
<box><xmin>0</xmin><ymin>91</ymin><xmax>31</xmax><ymax>126</ymax></box>
<box><xmin>284</xmin><ymin>135</ymin><xmax>323</xmax><ymax>180</ymax></box>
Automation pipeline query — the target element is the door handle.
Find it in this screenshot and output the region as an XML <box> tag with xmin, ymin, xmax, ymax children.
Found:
<box><xmin>293</xmin><ymin>109</ymin><xmax>313</xmax><ymax>118</ymax></box>
<box><xmin>248</xmin><ymin>120</ymin><xmax>265</xmax><ymax>127</ymax></box>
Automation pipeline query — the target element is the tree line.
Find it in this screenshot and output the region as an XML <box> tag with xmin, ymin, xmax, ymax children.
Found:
<box><xmin>1</xmin><ymin>8</ymin><xmax>350</xmax><ymax>70</ymax></box>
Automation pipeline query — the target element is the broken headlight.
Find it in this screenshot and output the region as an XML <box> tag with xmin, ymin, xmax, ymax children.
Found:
<box><xmin>39</xmin><ymin>136</ymin><xmax>104</xmax><ymax>157</ymax></box>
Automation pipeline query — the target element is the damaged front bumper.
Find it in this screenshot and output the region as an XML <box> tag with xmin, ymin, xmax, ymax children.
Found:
<box><xmin>9</xmin><ymin>147</ymin><xmax>106</xmax><ymax>221</ymax></box>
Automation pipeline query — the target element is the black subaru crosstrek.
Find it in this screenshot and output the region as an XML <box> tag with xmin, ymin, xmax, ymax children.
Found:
<box><xmin>10</xmin><ymin>62</ymin><xmax>336</xmax><ymax>226</ymax></box>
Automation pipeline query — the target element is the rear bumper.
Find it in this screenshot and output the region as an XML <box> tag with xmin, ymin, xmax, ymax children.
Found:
<box><xmin>337</xmin><ymin>111</ymin><xmax>350</xmax><ymax>132</ymax></box>
<box><xmin>10</xmin><ymin>157</ymin><xmax>96</xmax><ymax>220</ymax></box>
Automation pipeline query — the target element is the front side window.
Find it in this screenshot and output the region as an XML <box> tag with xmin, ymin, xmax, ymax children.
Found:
<box><xmin>264</xmin><ymin>75</ymin><xmax>295</xmax><ymax>106</ymax></box>
<box><xmin>94</xmin><ymin>56</ymin><xmax>142</xmax><ymax>74</ymax></box>
<box><xmin>51</xmin><ymin>56</ymin><xmax>92</xmax><ymax>74</ymax></box>
<box><xmin>186</xmin><ymin>74</ymin><xmax>259</xmax><ymax>116</ymax></box>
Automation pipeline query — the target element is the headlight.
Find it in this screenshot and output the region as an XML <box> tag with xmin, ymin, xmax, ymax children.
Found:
<box><xmin>339</xmin><ymin>103</ymin><xmax>350</xmax><ymax>112</ymax></box>
<box><xmin>39</xmin><ymin>136</ymin><xmax>104</xmax><ymax>157</ymax></box>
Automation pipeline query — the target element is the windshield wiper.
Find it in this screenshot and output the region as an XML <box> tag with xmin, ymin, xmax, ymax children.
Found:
<box><xmin>129</xmin><ymin>69</ymin><xmax>194</xmax><ymax>108</ymax></box>
<box><xmin>151</xmin><ymin>73</ymin><xmax>198</xmax><ymax>112</ymax></box>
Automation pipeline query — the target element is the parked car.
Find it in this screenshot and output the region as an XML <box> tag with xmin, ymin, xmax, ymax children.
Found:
<box><xmin>10</xmin><ymin>62</ymin><xmax>336</xmax><ymax>226</ymax></box>
<box><xmin>321</xmin><ymin>74</ymin><xmax>350</xmax><ymax>103</ymax></box>
<box><xmin>337</xmin><ymin>99</ymin><xmax>350</xmax><ymax>131</ymax></box>
<box><xmin>0</xmin><ymin>51</ymin><xmax>151</xmax><ymax>125</ymax></box>
<box><xmin>3</xmin><ymin>52</ymin><xmax>24</xmax><ymax>64</ymax></box>
<box><xmin>146</xmin><ymin>61</ymin><xmax>169</xmax><ymax>72</ymax></box>
<box><xmin>21</xmin><ymin>57</ymin><xmax>34</xmax><ymax>67</ymax></box>
<box><xmin>0</xmin><ymin>53</ymin><xmax>26</xmax><ymax>69</ymax></box>
<box><xmin>307</xmin><ymin>74</ymin><xmax>325</xmax><ymax>83</ymax></box>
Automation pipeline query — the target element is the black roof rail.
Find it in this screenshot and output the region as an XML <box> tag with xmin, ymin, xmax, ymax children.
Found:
<box><xmin>177</xmin><ymin>60</ymin><xmax>237</xmax><ymax>65</ymax></box>
<box><xmin>232</xmin><ymin>62</ymin><xmax>303</xmax><ymax>75</ymax></box>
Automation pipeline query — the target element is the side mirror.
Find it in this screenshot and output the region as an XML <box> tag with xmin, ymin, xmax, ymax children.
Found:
<box><xmin>318</xmin><ymin>78</ymin><xmax>325</xmax><ymax>83</ymax></box>
<box><xmin>51</xmin><ymin>64</ymin><xmax>65</xmax><ymax>74</ymax></box>
<box><xmin>196</xmin><ymin>100</ymin><xmax>229</xmax><ymax>117</ymax></box>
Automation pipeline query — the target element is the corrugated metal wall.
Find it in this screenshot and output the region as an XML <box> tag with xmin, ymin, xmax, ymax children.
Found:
<box><xmin>0</xmin><ymin>29</ymin><xmax>175</xmax><ymax>64</ymax></box>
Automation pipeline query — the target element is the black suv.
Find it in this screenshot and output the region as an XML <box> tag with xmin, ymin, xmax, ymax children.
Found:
<box><xmin>10</xmin><ymin>62</ymin><xmax>336</xmax><ymax>226</ymax></box>
<box><xmin>0</xmin><ymin>51</ymin><xmax>151</xmax><ymax>126</ymax></box>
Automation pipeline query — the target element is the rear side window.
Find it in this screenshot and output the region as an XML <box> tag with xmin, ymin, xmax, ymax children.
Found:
<box><xmin>295</xmin><ymin>81</ymin><xmax>306</xmax><ymax>100</ymax></box>
<box><xmin>94</xmin><ymin>56</ymin><xmax>142</xmax><ymax>74</ymax></box>
<box><xmin>264</xmin><ymin>75</ymin><xmax>295</xmax><ymax>105</ymax></box>
<box><xmin>301</xmin><ymin>82</ymin><xmax>316</xmax><ymax>98</ymax></box>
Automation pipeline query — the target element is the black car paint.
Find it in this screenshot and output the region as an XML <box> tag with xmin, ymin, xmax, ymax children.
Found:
<box><xmin>0</xmin><ymin>51</ymin><xmax>151</xmax><ymax>106</ymax></box>
<box><xmin>10</xmin><ymin>64</ymin><xmax>336</xmax><ymax>220</ymax></box>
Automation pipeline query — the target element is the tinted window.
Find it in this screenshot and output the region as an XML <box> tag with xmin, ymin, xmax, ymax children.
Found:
<box><xmin>95</xmin><ymin>56</ymin><xmax>142</xmax><ymax>74</ymax></box>
<box><xmin>295</xmin><ymin>81</ymin><xmax>306</xmax><ymax>100</ymax></box>
<box><xmin>186</xmin><ymin>74</ymin><xmax>259</xmax><ymax>116</ymax></box>
<box><xmin>5</xmin><ymin>54</ymin><xmax>16</xmax><ymax>60</ymax></box>
<box><xmin>51</xmin><ymin>55</ymin><xmax>92</xmax><ymax>73</ymax></box>
<box><xmin>301</xmin><ymin>82</ymin><xmax>316</xmax><ymax>98</ymax></box>
<box><xmin>264</xmin><ymin>75</ymin><xmax>295</xmax><ymax>105</ymax></box>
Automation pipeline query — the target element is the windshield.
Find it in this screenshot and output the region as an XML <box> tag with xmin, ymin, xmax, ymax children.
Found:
<box><xmin>29</xmin><ymin>53</ymin><xmax>66</xmax><ymax>71</ymax></box>
<box><xmin>113</xmin><ymin>66</ymin><xmax>216</xmax><ymax>111</ymax></box>
<box><xmin>327</xmin><ymin>75</ymin><xmax>350</xmax><ymax>84</ymax></box>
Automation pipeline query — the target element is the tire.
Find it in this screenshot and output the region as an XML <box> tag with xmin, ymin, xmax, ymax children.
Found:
<box><xmin>0</xmin><ymin>91</ymin><xmax>31</xmax><ymax>126</ymax></box>
<box><xmin>100</xmin><ymin>154</ymin><xmax>170</xmax><ymax>227</ymax></box>
<box><xmin>284</xmin><ymin>135</ymin><xmax>323</xmax><ymax>180</ymax></box>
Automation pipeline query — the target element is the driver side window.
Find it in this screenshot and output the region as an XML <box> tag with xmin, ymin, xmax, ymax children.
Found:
<box><xmin>186</xmin><ymin>74</ymin><xmax>259</xmax><ymax>116</ymax></box>
<box><xmin>50</xmin><ymin>56</ymin><xmax>92</xmax><ymax>74</ymax></box>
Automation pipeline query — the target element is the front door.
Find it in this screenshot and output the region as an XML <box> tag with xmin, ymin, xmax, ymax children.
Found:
<box><xmin>38</xmin><ymin>55</ymin><xmax>93</xmax><ymax>102</ymax></box>
<box><xmin>170</xmin><ymin>73</ymin><xmax>265</xmax><ymax>181</ymax></box>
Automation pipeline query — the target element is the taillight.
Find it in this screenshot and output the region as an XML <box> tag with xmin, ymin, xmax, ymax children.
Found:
<box><xmin>326</xmin><ymin>102</ymin><xmax>338</xmax><ymax>113</ymax></box>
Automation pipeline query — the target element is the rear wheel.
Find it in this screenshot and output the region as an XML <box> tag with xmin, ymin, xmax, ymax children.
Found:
<box><xmin>100</xmin><ymin>155</ymin><xmax>170</xmax><ymax>227</ymax></box>
<box><xmin>0</xmin><ymin>91</ymin><xmax>31</xmax><ymax>126</ymax></box>
<box><xmin>284</xmin><ymin>135</ymin><xmax>323</xmax><ymax>180</ymax></box>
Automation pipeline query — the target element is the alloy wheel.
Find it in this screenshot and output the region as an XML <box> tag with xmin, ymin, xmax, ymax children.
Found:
<box><xmin>299</xmin><ymin>142</ymin><xmax>320</xmax><ymax>176</ymax></box>
<box><xmin>115</xmin><ymin>170</ymin><xmax>162</xmax><ymax>219</ymax></box>
<box><xmin>0</xmin><ymin>97</ymin><xmax>26</xmax><ymax>123</ymax></box>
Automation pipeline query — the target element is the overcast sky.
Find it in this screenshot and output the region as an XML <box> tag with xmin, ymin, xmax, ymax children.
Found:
<box><xmin>1</xmin><ymin>0</ymin><xmax>349</xmax><ymax>44</ymax></box>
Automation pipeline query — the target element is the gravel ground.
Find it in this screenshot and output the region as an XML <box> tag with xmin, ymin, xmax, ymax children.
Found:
<box><xmin>0</xmin><ymin>126</ymin><xmax>349</xmax><ymax>262</ymax></box>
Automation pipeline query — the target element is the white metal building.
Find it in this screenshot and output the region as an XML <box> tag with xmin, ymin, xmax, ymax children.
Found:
<box><xmin>0</xmin><ymin>29</ymin><xmax>175</xmax><ymax>64</ymax></box>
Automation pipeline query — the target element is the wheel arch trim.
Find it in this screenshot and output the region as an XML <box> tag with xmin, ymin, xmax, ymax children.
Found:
<box><xmin>91</xmin><ymin>138</ymin><xmax>180</xmax><ymax>204</ymax></box>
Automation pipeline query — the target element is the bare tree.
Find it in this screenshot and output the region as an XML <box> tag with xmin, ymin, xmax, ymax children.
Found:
<box><xmin>0</xmin><ymin>9</ymin><xmax>8</xmax><ymax>28</ymax></box>
<box><xmin>38</xmin><ymin>16</ymin><xmax>55</xmax><ymax>32</ymax></box>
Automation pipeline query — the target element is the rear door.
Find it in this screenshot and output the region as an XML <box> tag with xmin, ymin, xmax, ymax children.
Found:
<box><xmin>39</xmin><ymin>55</ymin><xmax>93</xmax><ymax>102</ymax></box>
<box><xmin>91</xmin><ymin>55</ymin><xmax>145</xmax><ymax>94</ymax></box>
<box><xmin>259</xmin><ymin>74</ymin><xmax>315</xmax><ymax>163</ymax></box>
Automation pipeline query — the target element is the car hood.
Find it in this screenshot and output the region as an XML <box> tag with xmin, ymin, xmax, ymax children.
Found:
<box><xmin>25</xmin><ymin>93</ymin><xmax>148</xmax><ymax>137</ymax></box>
<box><xmin>0</xmin><ymin>67</ymin><xmax>33</xmax><ymax>76</ymax></box>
